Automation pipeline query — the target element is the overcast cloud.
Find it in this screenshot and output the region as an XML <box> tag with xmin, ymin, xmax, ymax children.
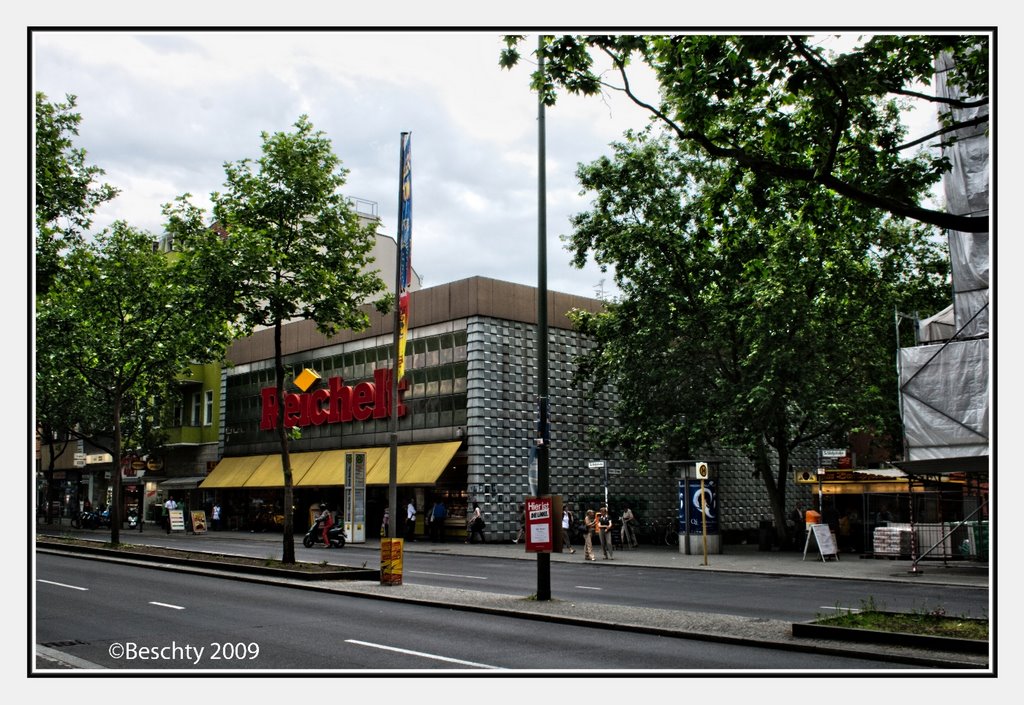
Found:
<box><xmin>29</xmin><ymin>29</ymin><xmax>668</xmax><ymax>299</ymax></box>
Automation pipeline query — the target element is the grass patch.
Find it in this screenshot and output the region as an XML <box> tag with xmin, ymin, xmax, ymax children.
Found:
<box><xmin>815</xmin><ymin>598</ymin><xmax>987</xmax><ymax>640</ymax></box>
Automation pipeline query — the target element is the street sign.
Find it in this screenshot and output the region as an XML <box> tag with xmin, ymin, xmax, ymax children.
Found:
<box><xmin>820</xmin><ymin>449</ymin><xmax>847</xmax><ymax>458</ymax></box>
<box><xmin>607</xmin><ymin>468</ymin><xmax>621</xmax><ymax>476</ymax></box>
<box><xmin>588</xmin><ymin>461</ymin><xmax>605</xmax><ymax>469</ymax></box>
<box><xmin>695</xmin><ymin>461</ymin><xmax>709</xmax><ymax>479</ymax></box>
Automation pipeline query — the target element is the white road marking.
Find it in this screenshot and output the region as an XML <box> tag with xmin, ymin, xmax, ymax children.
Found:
<box><xmin>37</xmin><ymin>579</ymin><xmax>88</xmax><ymax>591</ymax></box>
<box><xmin>408</xmin><ymin>570</ymin><xmax>488</xmax><ymax>580</ymax></box>
<box><xmin>575</xmin><ymin>586</ymin><xmax>602</xmax><ymax>590</ymax></box>
<box><xmin>149</xmin><ymin>602</ymin><xmax>186</xmax><ymax>610</ymax></box>
<box><xmin>346</xmin><ymin>639</ymin><xmax>502</xmax><ymax>669</ymax></box>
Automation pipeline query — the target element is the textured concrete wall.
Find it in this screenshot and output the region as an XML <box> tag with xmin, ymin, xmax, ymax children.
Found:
<box><xmin>462</xmin><ymin>315</ymin><xmax>816</xmax><ymax>540</ymax></box>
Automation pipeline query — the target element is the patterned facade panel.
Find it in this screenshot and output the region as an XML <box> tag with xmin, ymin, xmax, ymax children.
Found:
<box><xmin>462</xmin><ymin>315</ymin><xmax>819</xmax><ymax>539</ymax></box>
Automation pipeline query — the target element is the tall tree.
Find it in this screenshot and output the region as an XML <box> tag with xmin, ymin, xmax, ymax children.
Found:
<box><xmin>36</xmin><ymin>220</ymin><xmax>238</xmax><ymax>545</ymax></box>
<box><xmin>565</xmin><ymin>132</ymin><xmax>950</xmax><ymax>540</ymax></box>
<box><xmin>34</xmin><ymin>92</ymin><xmax>118</xmax><ymax>296</ymax></box>
<box><xmin>210</xmin><ymin>115</ymin><xmax>390</xmax><ymax>564</ymax></box>
<box><xmin>500</xmin><ymin>34</ymin><xmax>988</xmax><ymax>234</ymax></box>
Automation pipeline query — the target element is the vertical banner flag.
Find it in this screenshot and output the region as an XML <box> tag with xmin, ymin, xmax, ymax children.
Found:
<box><xmin>397</xmin><ymin>133</ymin><xmax>413</xmax><ymax>382</ymax></box>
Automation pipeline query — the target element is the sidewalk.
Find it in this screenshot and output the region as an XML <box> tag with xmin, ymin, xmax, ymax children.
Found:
<box><xmin>38</xmin><ymin>522</ymin><xmax>991</xmax><ymax>588</ymax></box>
<box><xmin>378</xmin><ymin>534</ymin><xmax>991</xmax><ymax>588</ymax></box>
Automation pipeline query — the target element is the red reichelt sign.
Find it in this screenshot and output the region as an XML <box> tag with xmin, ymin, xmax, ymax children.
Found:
<box><xmin>260</xmin><ymin>368</ymin><xmax>407</xmax><ymax>431</ymax></box>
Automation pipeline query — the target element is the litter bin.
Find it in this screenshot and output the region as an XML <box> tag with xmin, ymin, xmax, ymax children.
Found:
<box><xmin>758</xmin><ymin>519</ymin><xmax>773</xmax><ymax>551</ymax></box>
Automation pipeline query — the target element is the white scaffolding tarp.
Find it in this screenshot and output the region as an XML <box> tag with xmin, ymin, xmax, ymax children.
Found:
<box><xmin>898</xmin><ymin>338</ymin><xmax>989</xmax><ymax>461</ymax></box>
<box><xmin>936</xmin><ymin>50</ymin><xmax>989</xmax><ymax>339</ymax></box>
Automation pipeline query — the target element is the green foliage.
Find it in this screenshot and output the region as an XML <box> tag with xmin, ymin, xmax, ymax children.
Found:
<box><xmin>503</xmin><ymin>34</ymin><xmax>988</xmax><ymax>234</ymax></box>
<box><xmin>36</xmin><ymin>218</ymin><xmax>239</xmax><ymax>541</ymax></box>
<box><xmin>35</xmin><ymin>92</ymin><xmax>119</xmax><ymax>296</ymax></box>
<box><xmin>211</xmin><ymin>114</ymin><xmax>390</xmax><ymax>339</ymax></box>
<box><xmin>564</xmin><ymin>132</ymin><xmax>949</xmax><ymax>524</ymax></box>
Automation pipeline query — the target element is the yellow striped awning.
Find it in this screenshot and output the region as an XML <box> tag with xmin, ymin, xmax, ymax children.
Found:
<box><xmin>199</xmin><ymin>455</ymin><xmax>268</xmax><ymax>489</ymax></box>
<box><xmin>365</xmin><ymin>441</ymin><xmax>462</xmax><ymax>485</ymax></box>
<box><xmin>199</xmin><ymin>442</ymin><xmax>462</xmax><ymax>489</ymax></box>
<box><xmin>243</xmin><ymin>451</ymin><xmax>321</xmax><ymax>488</ymax></box>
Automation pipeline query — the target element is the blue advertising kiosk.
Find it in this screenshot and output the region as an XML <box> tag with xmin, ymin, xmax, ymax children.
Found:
<box><xmin>677</xmin><ymin>460</ymin><xmax>721</xmax><ymax>556</ymax></box>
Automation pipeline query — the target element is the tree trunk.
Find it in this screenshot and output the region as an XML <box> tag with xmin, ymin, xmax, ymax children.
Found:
<box><xmin>110</xmin><ymin>397</ymin><xmax>122</xmax><ymax>546</ymax></box>
<box><xmin>274</xmin><ymin>318</ymin><xmax>296</xmax><ymax>564</ymax></box>
<box><xmin>754</xmin><ymin>437</ymin><xmax>790</xmax><ymax>548</ymax></box>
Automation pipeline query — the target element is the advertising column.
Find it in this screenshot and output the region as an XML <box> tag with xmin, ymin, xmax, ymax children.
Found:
<box><xmin>344</xmin><ymin>452</ymin><xmax>366</xmax><ymax>543</ymax></box>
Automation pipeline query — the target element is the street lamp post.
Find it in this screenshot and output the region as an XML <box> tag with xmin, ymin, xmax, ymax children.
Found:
<box><xmin>536</xmin><ymin>35</ymin><xmax>551</xmax><ymax>601</ymax></box>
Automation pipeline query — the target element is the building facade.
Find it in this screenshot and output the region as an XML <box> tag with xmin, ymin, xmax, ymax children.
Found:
<box><xmin>200</xmin><ymin>276</ymin><xmax>813</xmax><ymax>543</ymax></box>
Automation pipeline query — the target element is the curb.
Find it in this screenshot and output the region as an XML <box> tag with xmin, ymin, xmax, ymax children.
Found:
<box><xmin>792</xmin><ymin>621</ymin><xmax>989</xmax><ymax>655</ymax></box>
<box><xmin>37</xmin><ymin>539</ymin><xmax>379</xmax><ymax>581</ymax></box>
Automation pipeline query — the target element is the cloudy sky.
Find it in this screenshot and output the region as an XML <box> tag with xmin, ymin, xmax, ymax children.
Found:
<box><xmin>24</xmin><ymin>15</ymin><xmax>1008</xmax><ymax>303</ymax></box>
<box><xmin>29</xmin><ymin>28</ymin><xmax>666</xmax><ymax>299</ymax></box>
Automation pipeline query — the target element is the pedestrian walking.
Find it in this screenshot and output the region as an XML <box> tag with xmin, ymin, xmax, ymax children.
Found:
<box><xmin>583</xmin><ymin>509</ymin><xmax>596</xmax><ymax>561</ymax></box>
<box><xmin>620</xmin><ymin>506</ymin><xmax>638</xmax><ymax>548</ymax></box>
<box><xmin>405</xmin><ymin>498</ymin><xmax>417</xmax><ymax>541</ymax></box>
<box><xmin>163</xmin><ymin>496</ymin><xmax>177</xmax><ymax>534</ymax></box>
<box><xmin>466</xmin><ymin>502</ymin><xmax>486</xmax><ymax>543</ymax></box>
<box><xmin>597</xmin><ymin>506</ymin><xmax>614</xmax><ymax>559</ymax></box>
<box><xmin>561</xmin><ymin>505</ymin><xmax>576</xmax><ymax>554</ymax></box>
<box><xmin>513</xmin><ymin>504</ymin><xmax>526</xmax><ymax>544</ymax></box>
<box><xmin>430</xmin><ymin>500</ymin><xmax>447</xmax><ymax>542</ymax></box>
<box><xmin>212</xmin><ymin>503</ymin><xmax>222</xmax><ymax>531</ymax></box>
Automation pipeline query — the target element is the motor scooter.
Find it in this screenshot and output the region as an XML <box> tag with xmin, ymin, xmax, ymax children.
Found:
<box><xmin>302</xmin><ymin>519</ymin><xmax>346</xmax><ymax>548</ymax></box>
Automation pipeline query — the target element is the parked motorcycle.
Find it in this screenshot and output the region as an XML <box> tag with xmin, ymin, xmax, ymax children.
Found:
<box><xmin>71</xmin><ymin>511</ymin><xmax>95</xmax><ymax>529</ymax></box>
<box><xmin>302</xmin><ymin>519</ymin><xmax>346</xmax><ymax>548</ymax></box>
<box><xmin>73</xmin><ymin>507</ymin><xmax>112</xmax><ymax>530</ymax></box>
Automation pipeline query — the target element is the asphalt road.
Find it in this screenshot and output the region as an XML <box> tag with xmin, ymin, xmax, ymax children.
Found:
<box><xmin>35</xmin><ymin>553</ymin><xmax>912</xmax><ymax>672</ymax></box>
<box><xmin>69</xmin><ymin>533</ymin><xmax>989</xmax><ymax>623</ymax></box>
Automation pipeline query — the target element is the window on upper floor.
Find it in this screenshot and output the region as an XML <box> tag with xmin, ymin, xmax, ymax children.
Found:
<box><xmin>204</xmin><ymin>390</ymin><xmax>214</xmax><ymax>426</ymax></box>
<box><xmin>191</xmin><ymin>392</ymin><xmax>202</xmax><ymax>426</ymax></box>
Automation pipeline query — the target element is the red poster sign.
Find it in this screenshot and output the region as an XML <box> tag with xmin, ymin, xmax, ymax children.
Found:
<box><xmin>524</xmin><ymin>496</ymin><xmax>553</xmax><ymax>553</ymax></box>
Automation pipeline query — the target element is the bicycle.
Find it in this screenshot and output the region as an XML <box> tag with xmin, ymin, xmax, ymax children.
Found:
<box><xmin>664</xmin><ymin>518</ymin><xmax>679</xmax><ymax>546</ymax></box>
